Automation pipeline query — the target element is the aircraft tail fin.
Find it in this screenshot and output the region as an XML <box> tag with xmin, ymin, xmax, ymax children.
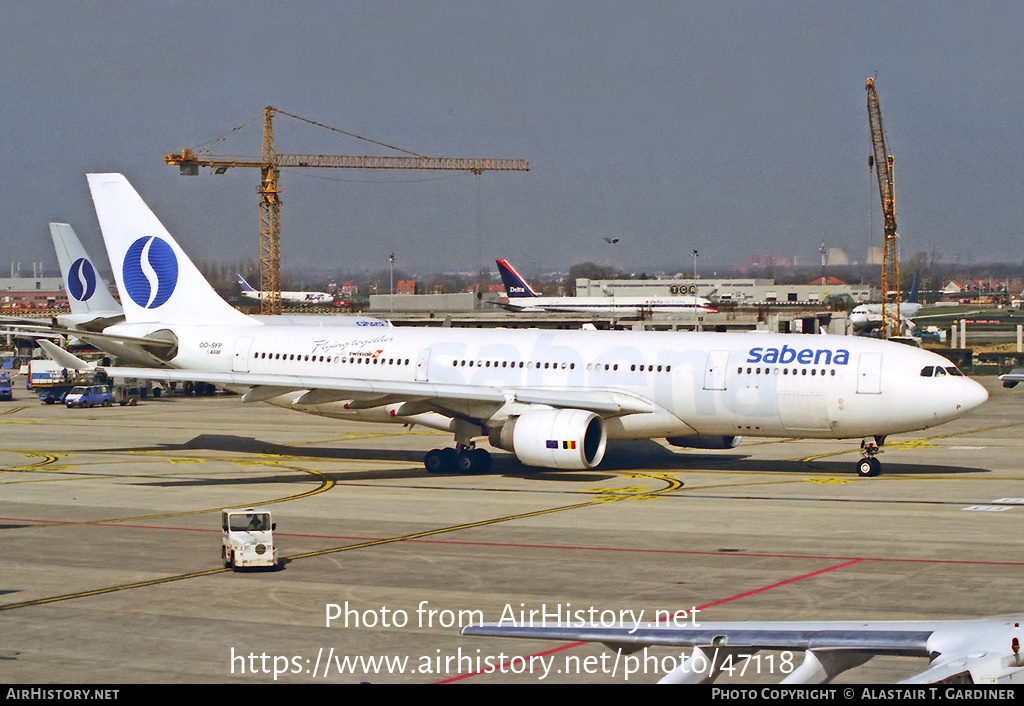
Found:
<box><xmin>49</xmin><ymin>223</ymin><xmax>123</xmax><ymax>315</ymax></box>
<box><xmin>495</xmin><ymin>259</ymin><xmax>539</xmax><ymax>298</ymax></box>
<box><xmin>236</xmin><ymin>274</ymin><xmax>257</xmax><ymax>293</ymax></box>
<box><xmin>907</xmin><ymin>272</ymin><xmax>920</xmax><ymax>304</ymax></box>
<box><xmin>87</xmin><ymin>174</ymin><xmax>250</xmax><ymax>326</ymax></box>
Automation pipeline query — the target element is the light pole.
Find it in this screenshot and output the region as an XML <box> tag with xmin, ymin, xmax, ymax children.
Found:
<box><xmin>692</xmin><ymin>250</ymin><xmax>699</xmax><ymax>278</ymax></box>
<box><xmin>388</xmin><ymin>253</ymin><xmax>395</xmax><ymax>313</ymax></box>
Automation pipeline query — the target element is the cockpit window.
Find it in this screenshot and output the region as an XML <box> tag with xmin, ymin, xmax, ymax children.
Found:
<box><xmin>934</xmin><ymin>367</ymin><xmax>946</xmax><ymax>376</ymax></box>
<box><xmin>920</xmin><ymin>366</ymin><xmax>933</xmax><ymax>377</ymax></box>
<box><xmin>946</xmin><ymin>367</ymin><xmax>964</xmax><ymax>377</ymax></box>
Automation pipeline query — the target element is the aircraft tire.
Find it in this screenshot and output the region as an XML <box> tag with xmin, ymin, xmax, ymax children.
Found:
<box><xmin>425</xmin><ymin>448</ymin><xmax>457</xmax><ymax>474</ymax></box>
<box><xmin>457</xmin><ymin>448</ymin><xmax>491</xmax><ymax>474</ymax></box>
<box><xmin>857</xmin><ymin>457</ymin><xmax>881</xmax><ymax>477</ymax></box>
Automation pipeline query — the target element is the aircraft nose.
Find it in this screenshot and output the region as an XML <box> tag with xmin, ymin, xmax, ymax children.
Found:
<box><xmin>959</xmin><ymin>378</ymin><xmax>988</xmax><ymax>413</ymax></box>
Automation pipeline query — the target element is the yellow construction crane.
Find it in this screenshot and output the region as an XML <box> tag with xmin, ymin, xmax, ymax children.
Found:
<box><xmin>166</xmin><ymin>107</ymin><xmax>530</xmax><ymax>314</ymax></box>
<box><xmin>865</xmin><ymin>77</ymin><xmax>900</xmax><ymax>338</ymax></box>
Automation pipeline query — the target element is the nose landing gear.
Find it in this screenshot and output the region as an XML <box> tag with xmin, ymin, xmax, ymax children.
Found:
<box><xmin>856</xmin><ymin>436</ymin><xmax>884</xmax><ymax>477</ymax></box>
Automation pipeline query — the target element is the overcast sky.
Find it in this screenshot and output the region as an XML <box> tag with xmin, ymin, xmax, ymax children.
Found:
<box><xmin>3</xmin><ymin>2</ymin><xmax>1023</xmax><ymax>280</ymax></box>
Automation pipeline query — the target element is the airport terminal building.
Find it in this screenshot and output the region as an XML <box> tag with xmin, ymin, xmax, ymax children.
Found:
<box><xmin>575</xmin><ymin>277</ymin><xmax>874</xmax><ymax>306</ymax></box>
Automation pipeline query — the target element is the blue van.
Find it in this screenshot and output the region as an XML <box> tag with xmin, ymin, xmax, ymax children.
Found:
<box><xmin>64</xmin><ymin>385</ymin><xmax>113</xmax><ymax>408</ymax></box>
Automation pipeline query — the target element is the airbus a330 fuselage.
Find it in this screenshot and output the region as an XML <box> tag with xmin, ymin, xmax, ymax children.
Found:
<box><xmin>100</xmin><ymin>318</ymin><xmax>986</xmax><ymax>475</ymax></box>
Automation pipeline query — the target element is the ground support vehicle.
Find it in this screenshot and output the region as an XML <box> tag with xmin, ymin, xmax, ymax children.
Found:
<box><xmin>221</xmin><ymin>508</ymin><xmax>277</xmax><ymax>570</ymax></box>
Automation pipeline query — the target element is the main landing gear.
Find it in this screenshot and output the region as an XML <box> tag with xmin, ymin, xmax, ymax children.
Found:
<box><xmin>856</xmin><ymin>436</ymin><xmax>884</xmax><ymax>477</ymax></box>
<box><xmin>424</xmin><ymin>445</ymin><xmax>492</xmax><ymax>474</ymax></box>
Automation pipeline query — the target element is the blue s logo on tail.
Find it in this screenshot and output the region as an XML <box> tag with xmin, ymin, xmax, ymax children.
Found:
<box><xmin>67</xmin><ymin>258</ymin><xmax>97</xmax><ymax>301</ymax></box>
<box><xmin>123</xmin><ymin>236</ymin><xmax>178</xmax><ymax>308</ymax></box>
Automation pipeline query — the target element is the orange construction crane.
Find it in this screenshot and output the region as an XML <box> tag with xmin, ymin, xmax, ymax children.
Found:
<box><xmin>865</xmin><ymin>77</ymin><xmax>900</xmax><ymax>338</ymax></box>
<box><xmin>166</xmin><ymin>107</ymin><xmax>530</xmax><ymax>314</ymax></box>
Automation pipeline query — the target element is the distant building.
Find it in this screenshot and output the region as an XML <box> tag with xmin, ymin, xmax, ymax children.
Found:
<box><xmin>809</xmin><ymin>276</ymin><xmax>847</xmax><ymax>286</ymax></box>
<box><xmin>576</xmin><ymin>276</ymin><xmax>873</xmax><ymax>305</ymax></box>
<box><xmin>396</xmin><ymin>280</ymin><xmax>417</xmax><ymax>295</ymax></box>
<box><xmin>0</xmin><ymin>277</ymin><xmax>68</xmax><ymax>310</ymax></box>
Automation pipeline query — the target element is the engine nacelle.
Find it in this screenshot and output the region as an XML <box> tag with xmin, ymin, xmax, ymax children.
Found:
<box><xmin>490</xmin><ymin>408</ymin><xmax>607</xmax><ymax>470</ymax></box>
<box><xmin>665</xmin><ymin>435</ymin><xmax>741</xmax><ymax>450</ymax></box>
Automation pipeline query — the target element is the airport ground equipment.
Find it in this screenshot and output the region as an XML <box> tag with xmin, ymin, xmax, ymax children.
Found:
<box><xmin>0</xmin><ymin>372</ymin><xmax>12</xmax><ymax>400</ymax></box>
<box><xmin>865</xmin><ymin>77</ymin><xmax>901</xmax><ymax>339</ymax></box>
<box><xmin>221</xmin><ymin>507</ymin><xmax>277</xmax><ymax>570</ymax></box>
<box><xmin>165</xmin><ymin>107</ymin><xmax>529</xmax><ymax>315</ymax></box>
<box><xmin>26</xmin><ymin>359</ymin><xmax>105</xmax><ymax>404</ymax></box>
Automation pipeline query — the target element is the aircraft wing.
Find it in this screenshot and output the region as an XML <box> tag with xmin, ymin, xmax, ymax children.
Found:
<box><xmin>462</xmin><ymin>620</ymin><xmax>932</xmax><ymax>653</ymax></box>
<box><xmin>0</xmin><ymin>323</ymin><xmax>177</xmax><ymax>354</ymax></box>
<box><xmin>96</xmin><ymin>365</ymin><xmax>657</xmax><ymax>418</ymax></box>
<box><xmin>1000</xmin><ymin>369</ymin><xmax>1024</xmax><ymax>388</ymax></box>
<box><xmin>462</xmin><ymin>615</ymin><xmax>1024</xmax><ymax>684</ymax></box>
<box><xmin>0</xmin><ymin>314</ymin><xmax>59</xmax><ymax>327</ymax></box>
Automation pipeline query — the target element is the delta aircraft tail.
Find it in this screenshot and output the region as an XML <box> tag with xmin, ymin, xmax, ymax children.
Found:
<box><xmin>86</xmin><ymin>174</ymin><xmax>250</xmax><ymax>326</ymax></box>
<box><xmin>495</xmin><ymin>259</ymin><xmax>539</xmax><ymax>298</ymax></box>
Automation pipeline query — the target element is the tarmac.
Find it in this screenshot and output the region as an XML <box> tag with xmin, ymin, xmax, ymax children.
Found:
<box><xmin>1</xmin><ymin>376</ymin><xmax>1022</xmax><ymax>684</ymax></box>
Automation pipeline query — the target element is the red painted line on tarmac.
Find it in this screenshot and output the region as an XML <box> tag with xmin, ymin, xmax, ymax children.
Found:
<box><xmin>435</xmin><ymin>559</ymin><xmax>864</xmax><ymax>684</ymax></box>
<box><xmin>4</xmin><ymin>516</ymin><xmax>1023</xmax><ymax>567</ymax></box>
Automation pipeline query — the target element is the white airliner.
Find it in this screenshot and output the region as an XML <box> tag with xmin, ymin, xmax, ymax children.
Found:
<box><xmin>850</xmin><ymin>274</ymin><xmax>923</xmax><ymax>333</ymax></box>
<box><xmin>236</xmin><ymin>274</ymin><xmax>334</xmax><ymax>306</ymax></box>
<box><xmin>495</xmin><ymin>259</ymin><xmax>718</xmax><ymax>315</ymax></box>
<box><xmin>67</xmin><ymin>174</ymin><xmax>986</xmax><ymax>476</ymax></box>
<box><xmin>462</xmin><ymin>613</ymin><xmax>1024</xmax><ymax>684</ymax></box>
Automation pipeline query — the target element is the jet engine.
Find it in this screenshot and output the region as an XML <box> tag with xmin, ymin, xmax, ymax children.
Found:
<box><xmin>490</xmin><ymin>408</ymin><xmax>607</xmax><ymax>470</ymax></box>
<box><xmin>665</xmin><ymin>435</ymin><xmax>741</xmax><ymax>450</ymax></box>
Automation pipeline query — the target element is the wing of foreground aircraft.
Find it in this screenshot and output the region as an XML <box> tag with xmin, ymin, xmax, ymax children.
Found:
<box><xmin>462</xmin><ymin>615</ymin><xmax>1024</xmax><ymax>684</ymax></box>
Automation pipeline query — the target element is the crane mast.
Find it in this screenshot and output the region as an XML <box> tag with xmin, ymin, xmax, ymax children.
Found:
<box><xmin>166</xmin><ymin>107</ymin><xmax>530</xmax><ymax>314</ymax></box>
<box><xmin>865</xmin><ymin>77</ymin><xmax>900</xmax><ymax>338</ymax></box>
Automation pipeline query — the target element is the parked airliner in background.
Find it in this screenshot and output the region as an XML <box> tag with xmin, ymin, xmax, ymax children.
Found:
<box><xmin>851</xmin><ymin>274</ymin><xmax>922</xmax><ymax>333</ymax></box>
<box><xmin>495</xmin><ymin>259</ymin><xmax>718</xmax><ymax>316</ymax></box>
<box><xmin>236</xmin><ymin>274</ymin><xmax>333</xmax><ymax>306</ymax></box>
<box><xmin>1</xmin><ymin>223</ymin><xmax>391</xmax><ymax>369</ymax></box>
<box><xmin>463</xmin><ymin>613</ymin><xmax>1024</xmax><ymax>684</ymax></box>
<box><xmin>46</xmin><ymin>174</ymin><xmax>987</xmax><ymax>477</ymax></box>
<box><xmin>0</xmin><ymin>223</ymin><xmax>125</xmax><ymax>333</ymax></box>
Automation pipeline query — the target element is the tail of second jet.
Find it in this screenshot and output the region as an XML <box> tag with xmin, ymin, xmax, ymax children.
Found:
<box><xmin>236</xmin><ymin>274</ymin><xmax>258</xmax><ymax>294</ymax></box>
<box><xmin>49</xmin><ymin>223</ymin><xmax>123</xmax><ymax>319</ymax></box>
<box><xmin>87</xmin><ymin>174</ymin><xmax>250</xmax><ymax>326</ymax></box>
<box><xmin>907</xmin><ymin>272</ymin><xmax>920</xmax><ymax>304</ymax></box>
<box><xmin>495</xmin><ymin>259</ymin><xmax>539</xmax><ymax>298</ymax></box>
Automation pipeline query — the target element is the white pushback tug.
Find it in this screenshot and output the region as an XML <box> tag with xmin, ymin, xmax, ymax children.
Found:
<box><xmin>221</xmin><ymin>507</ymin><xmax>277</xmax><ymax>570</ymax></box>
